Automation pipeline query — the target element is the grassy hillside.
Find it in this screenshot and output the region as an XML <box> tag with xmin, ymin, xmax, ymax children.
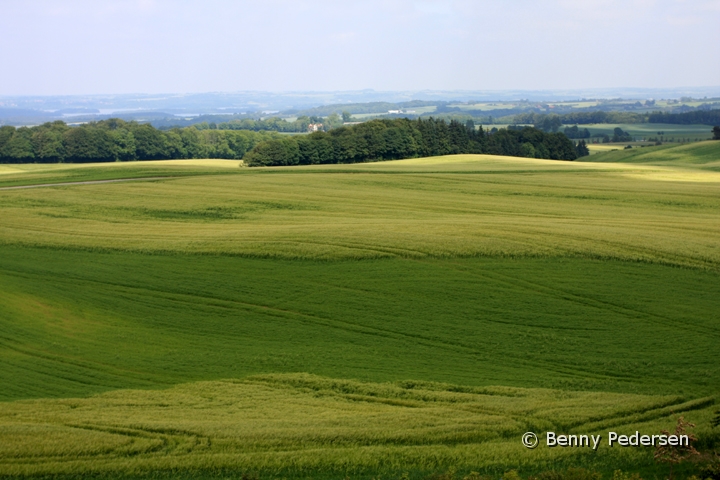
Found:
<box><xmin>0</xmin><ymin>151</ymin><xmax>718</xmax><ymax>478</ymax></box>
<box><xmin>581</xmin><ymin>140</ymin><xmax>720</xmax><ymax>169</ymax></box>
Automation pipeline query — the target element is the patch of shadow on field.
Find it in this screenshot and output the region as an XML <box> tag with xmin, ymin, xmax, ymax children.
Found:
<box><xmin>653</xmin><ymin>199</ymin><xmax>714</xmax><ymax>208</ymax></box>
<box><xmin>503</xmin><ymin>191</ymin><xmax>613</xmax><ymax>201</ymax></box>
<box><xmin>134</xmin><ymin>201</ymin><xmax>318</xmax><ymax>222</ymax></box>
<box><xmin>2</xmin><ymin>197</ymin><xmax>73</xmax><ymax>208</ymax></box>
<box><xmin>484</xmin><ymin>191</ymin><xmax>717</xmax><ymax>209</ymax></box>
<box><xmin>138</xmin><ymin>206</ymin><xmax>244</xmax><ymax>221</ymax></box>
<box><xmin>12</xmin><ymin>200</ymin><xmax>319</xmax><ymax>223</ymax></box>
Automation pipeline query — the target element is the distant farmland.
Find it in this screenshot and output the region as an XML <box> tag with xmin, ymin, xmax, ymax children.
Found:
<box><xmin>0</xmin><ymin>143</ymin><xmax>718</xmax><ymax>479</ymax></box>
<box><xmin>580</xmin><ymin>123</ymin><xmax>714</xmax><ymax>142</ymax></box>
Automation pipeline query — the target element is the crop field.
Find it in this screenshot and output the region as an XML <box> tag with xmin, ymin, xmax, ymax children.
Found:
<box><xmin>585</xmin><ymin>144</ymin><xmax>627</xmax><ymax>155</ymax></box>
<box><xmin>0</xmin><ymin>160</ymin><xmax>243</xmax><ymax>189</ymax></box>
<box><xmin>0</xmin><ymin>142</ymin><xmax>719</xmax><ymax>479</ymax></box>
<box><xmin>1</xmin><ymin>375</ymin><xmax>715</xmax><ymax>479</ymax></box>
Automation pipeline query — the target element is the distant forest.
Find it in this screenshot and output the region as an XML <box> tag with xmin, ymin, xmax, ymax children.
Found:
<box><xmin>647</xmin><ymin>109</ymin><xmax>720</xmax><ymax>125</ymax></box>
<box><xmin>243</xmin><ymin>118</ymin><xmax>581</xmax><ymax>167</ymax></box>
<box><xmin>0</xmin><ymin>119</ymin><xmax>279</xmax><ymax>163</ymax></box>
<box><xmin>513</xmin><ymin>111</ymin><xmax>645</xmax><ymax>127</ymax></box>
<box><xmin>152</xmin><ymin>115</ymin><xmax>332</xmax><ymax>132</ymax></box>
<box><xmin>511</xmin><ymin>109</ymin><xmax>720</xmax><ymax>128</ymax></box>
<box><xmin>148</xmin><ymin>108</ymin><xmax>720</xmax><ymax>135</ymax></box>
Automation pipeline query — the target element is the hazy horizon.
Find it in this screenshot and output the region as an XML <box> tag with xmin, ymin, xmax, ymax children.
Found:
<box><xmin>2</xmin><ymin>0</ymin><xmax>719</xmax><ymax>97</ymax></box>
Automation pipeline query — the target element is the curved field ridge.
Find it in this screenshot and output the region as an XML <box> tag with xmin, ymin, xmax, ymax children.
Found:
<box><xmin>0</xmin><ymin>374</ymin><xmax>715</xmax><ymax>478</ymax></box>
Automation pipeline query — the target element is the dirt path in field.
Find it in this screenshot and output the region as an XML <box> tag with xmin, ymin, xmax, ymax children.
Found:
<box><xmin>0</xmin><ymin>176</ymin><xmax>173</xmax><ymax>191</ymax></box>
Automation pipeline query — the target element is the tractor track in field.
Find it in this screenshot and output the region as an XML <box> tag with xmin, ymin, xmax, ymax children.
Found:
<box><xmin>0</xmin><ymin>177</ymin><xmax>173</xmax><ymax>190</ymax></box>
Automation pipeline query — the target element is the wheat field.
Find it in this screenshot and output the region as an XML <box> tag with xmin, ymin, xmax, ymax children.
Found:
<box><xmin>0</xmin><ymin>374</ymin><xmax>715</xmax><ymax>478</ymax></box>
<box><xmin>0</xmin><ymin>143</ymin><xmax>718</xmax><ymax>478</ymax></box>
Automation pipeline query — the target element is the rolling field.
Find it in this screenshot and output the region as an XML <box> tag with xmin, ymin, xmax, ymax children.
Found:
<box><xmin>0</xmin><ymin>160</ymin><xmax>244</xmax><ymax>189</ymax></box>
<box><xmin>579</xmin><ymin>142</ymin><xmax>720</xmax><ymax>170</ymax></box>
<box><xmin>0</xmin><ymin>143</ymin><xmax>719</xmax><ymax>478</ymax></box>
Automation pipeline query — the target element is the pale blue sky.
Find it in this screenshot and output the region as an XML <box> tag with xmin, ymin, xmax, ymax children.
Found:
<box><xmin>2</xmin><ymin>0</ymin><xmax>719</xmax><ymax>95</ymax></box>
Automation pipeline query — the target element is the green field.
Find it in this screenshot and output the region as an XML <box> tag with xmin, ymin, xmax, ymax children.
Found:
<box><xmin>0</xmin><ymin>160</ymin><xmax>244</xmax><ymax>189</ymax></box>
<box><xmin>580</xmin><ymin>141</ymin><xmax>720</xmax><ymax>170</ymax></box>
<box><xmin>1</xmin><ymin>144</ymin><xmax>719</xmax><ymax>479</ymax></box>
<box><xmin>581</xmin><ymin>123</ymin><xmax>714</xmax><ymax>142</ymax></box>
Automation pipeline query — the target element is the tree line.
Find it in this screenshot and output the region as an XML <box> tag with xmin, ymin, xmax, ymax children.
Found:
<box><xmin>243</xmin><ymin>118</ymin><xmax>581</xmax><ymax>167</ymax></box>
<box><xmin>145</xmin><ymin>108</ymin><xmax>720</xmax><ymax>136</ymax></box>
<box><xmin>156</xmin><ymin>115</ymin><xmax>329</xmax><ymax>132</ymax></box>
<box><xmin>648</xmin><ymin>109</ymin><xmax>720</xmax><ymax>125</ymax></box>
<box><xmin>512</xmin><ymin>111</ymin><xmax>646</xmax><ymax>129</ymax></box>
<box><xmin>510</xmin><ymin>109</ymin><xmax>720</xmax><ymax>129</ymax></box>
<box><xmin>289</xmin><ymin>100</ymin><xmax>438</xmax><ymax>118</ymax></box>
<box><xmin>563</xmin><ymin>125</ymin><xmax>591</xmax><ymax>139</ymax></box>
<box><xmin>0</xmin><ymin>119</ymin><xmax>279</xmax><ymax>163</ymax></box>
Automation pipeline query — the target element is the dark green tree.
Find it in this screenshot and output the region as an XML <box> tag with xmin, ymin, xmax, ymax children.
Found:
<box><xmin>465</xmin><ymin>119</ymin><xmax>475</xmax><ymax>135</ymax></box>
<box><xmin>109</xmin><ymin>128</ymin><xmax>137</xmax><ymax>161</ymax></box>
<box><xmin>535</xmin><ymin>114</ymin><xmax>562</xmax><ymax>132</ymax></box>
<box><xmin>63</xmin><ymin>126</ymin><xmax>116</xmax><ymax>162</ymax></box>
<box><xmin>178</xmin><ymin>127</ymin><xmax>206</xmax><ymax>159</ymax></box>
<box><xmin>576</xmin><ymin>140</ymin><xmax>590</xmax><ymax>157</ymax></box>
<box><xmin>244</xmin><ymin>138</ymin><xmax>300</xmax><ymax>166</ymax></box>
<box><xmin>520</xmin><ymin>142</ymin><xmax>536</xmax><ymax>158</ymax></box>
<box><xmin>2</xmin><ymin>127</ymin><xmax>35</xmax><ymax>162</ymax></box>
<box><xmin>129</xmin><ymin>123</ymin><xmax>169</xmax><ymax>160</ymax></box>
<box><xmin>563</xmin><ymin>125</ymin><xmax>591</xmax><ymax>139</ymax></box>
<box><xmin>296</xmin><ymin>132</ymin><xmax>333</xmax><ymax>165</ymax></box>
<box><xmin>32</xmin><ymin>128</ymin><xmax>65</xmax><ymax>162</ymax></box>
<box><xmin>325</xmin><ymin>113</ymin><xmax>343</xmax><ymax>130</ymax></box>
<box><xmin>163</xmin><ymin>129</ymin><xmax>187</xmax><ymax>159</ymax></box>
<box><xmin>612</xmin><ymin>127</ymin><xmax>632</xmax><ymax>142</ymax></box>
<box><xmin>200</xmin><ymin>130</ymin><xmax>233</xmax><ymax>159</ymax></box>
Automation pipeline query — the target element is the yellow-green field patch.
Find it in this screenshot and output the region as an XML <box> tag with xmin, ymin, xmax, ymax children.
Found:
<box><xmin>0</xmin><ymin>374</ymin><xmax>714</xmax><ymax>478</ymax></box>
<box><xmin>1</xmin><ymin>151</ymin><xmax>719</xmax><ymax>267</ymax></box>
